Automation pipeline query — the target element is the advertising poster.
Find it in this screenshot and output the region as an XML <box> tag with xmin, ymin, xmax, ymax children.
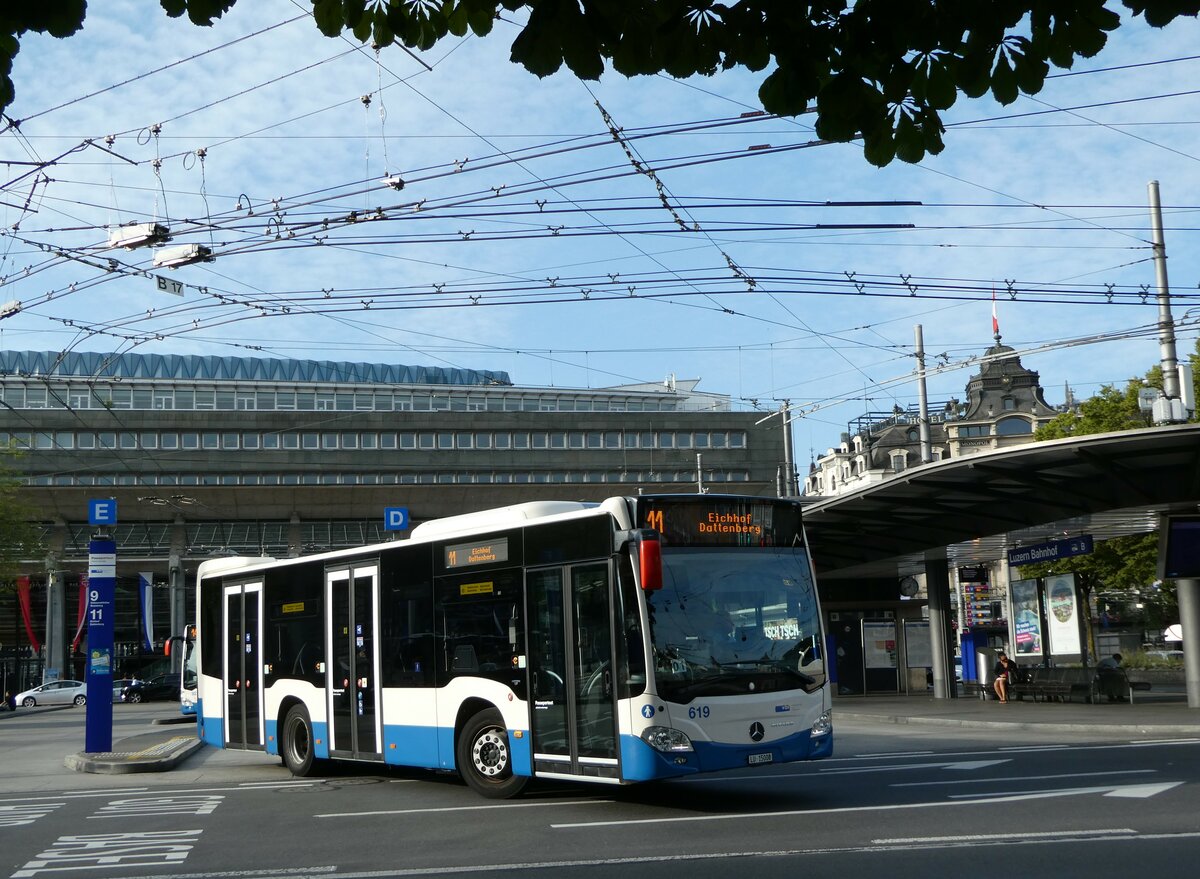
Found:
<box><xmin>1045</xmin><ymin>573</ymin><xmax>1081</xmax><ymax>656</ymax></box>
<box><xmin>863</xmin><ymin>620</ymin><xmax>898</xmax><ymax>669</ymax></box>
<box><xmin>903</xmin><ymin>620</ymin><xmax>932</xmax><ymax>668</ymax></box>
<box><xmin>1010</xmin><ymin>577</ymin><xmax>1043</xmax><ymax>658</ymax></box>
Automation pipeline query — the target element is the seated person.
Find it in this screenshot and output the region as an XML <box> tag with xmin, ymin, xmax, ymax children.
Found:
<box><xmin>1096</xmin><ymin>653</ymin><xmax>1126</xmax><ymax>702</ymax></box>
<box><xmin>992</xmin><ymin>651</ymin><xmax>1019</xmax><ymax>702</ymax></box>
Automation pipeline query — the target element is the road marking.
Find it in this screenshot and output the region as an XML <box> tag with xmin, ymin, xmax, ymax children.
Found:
<box><xmin>89</xmin><ymin>795</ymin><xmax>224</xmax><ymax>819</ymax></box>
<box><xmin>851</xmin><ymin>750</ymin><xmax>935</xmax><ymax>758</ymax></box>
<box><xmin>316</xmin><ymin>798</ymin><xmax>609</xmax><ymax>818</ymax></box>
<box><xmin>819</xmin><ymin>759</ymin><xmax>1009</xmax><ymax>774</ymax></box>
<box><xmin>550</xmin><ymin>781</ymin><xmax>1182</xmax><ymax>828</ymax></box>
<box><xmin>892</xmin><ymin>769</ymin><xmax>1155</xmax><ymax>787</ymax></box>
<box><xmin>948</xmin><ymin>781</ymin><xmax>1183</xmax><ymax>801</ymax></box>
<box><xmin>0</xmin><ymin>803</ymin><xmax>64</xmax><ymax>827</ymax></box>
<box><xmin>13</xmin><ymin>829</ymin><xmax>203</xmax><ymax>878</ymax></box>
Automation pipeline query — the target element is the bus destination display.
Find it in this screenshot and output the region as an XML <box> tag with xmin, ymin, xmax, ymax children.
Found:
<box><xmin>445</xmin><ymin>537</ymin><xmax>509</xmax><ymax>569</ymax></box>
<box><xmin>637</xmin><ymin>498</ymin><xmax>802</xmax><ymax>547</ymax></box>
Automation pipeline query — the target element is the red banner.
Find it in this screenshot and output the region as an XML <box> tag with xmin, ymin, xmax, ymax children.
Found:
<box><xmin>71</xmin><ymin>575</ymin><xmax>89</xmax><ymax>652</ymax></box>
<box><xmin>17</xmin><ymin>576</ymin><xmax>41</xmax><ymax>653</ymax></box>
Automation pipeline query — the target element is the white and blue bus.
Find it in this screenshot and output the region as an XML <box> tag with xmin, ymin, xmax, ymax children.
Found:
<box><xmin>166</xmin><ymin>625</ymin><xmax>198</xmax><ymax>716</ymax></box>
<box><xmin>192</xmin><ymin>494</ymin><xmax>830</xmax><ymax>797</ymax></box>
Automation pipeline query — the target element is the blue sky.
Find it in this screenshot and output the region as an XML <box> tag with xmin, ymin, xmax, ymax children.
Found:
<box><xmin>3</xmin><ymin>1</ymin><xmax>1200</xmax><ymax>462</ymax></box>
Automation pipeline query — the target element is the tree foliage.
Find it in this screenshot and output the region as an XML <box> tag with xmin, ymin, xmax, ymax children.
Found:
<box><xmin>0</xmin><ymin>446</ymin><xmax>44</xmax><ymax>587</ymax></box>
<box><xmin>4</xmin><ymin>2</ymin><xmax>1200</xmax><ymax>166</ymax></box>
<box><xmin>1036</xmin><ymin>338</ymin><xmax>1200</xmax><ymax>440</ymax></box>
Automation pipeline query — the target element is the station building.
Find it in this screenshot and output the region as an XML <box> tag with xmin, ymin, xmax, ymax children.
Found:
<box><xmin>0</xmin><ymin>350</ymin><xmax>789</xmax><ymax>687</ymax></box>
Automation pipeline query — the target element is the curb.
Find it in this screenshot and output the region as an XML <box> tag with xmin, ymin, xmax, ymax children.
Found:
<box><xmin>837</xmin><ymin>711</ymin><xmax>1200</xmax><ymax>737</ymax></box>
<box><xmin>64</xmin><ymin>736</ymin><xmax>205</xmax><ymax>775</ymax></box>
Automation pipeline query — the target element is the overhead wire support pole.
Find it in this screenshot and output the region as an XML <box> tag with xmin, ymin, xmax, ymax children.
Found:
<box><xmin>1148</xmin><ymin>180</ymin><xmax>1181</xmax><ymax>402</ymax></box>
<box><xmin>914</xmin><ymin>325</ymin><xmax>932</xmax><ymax>464</ymax></box>
<box><xmin>781</xmin><ymin>400</ymin><xmax>797</xmax><ymax>497</ymax></box>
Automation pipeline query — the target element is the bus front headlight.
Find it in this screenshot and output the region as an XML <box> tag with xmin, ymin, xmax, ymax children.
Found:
<box><xmin>810</xmin><ymin>710</ymin><xmax>832</xmax><ymax>736</ymax></box>
<box><xmin>641</xmin><ymin>726</ymin><xmax>694</xmax><ymax>752</ymax></box>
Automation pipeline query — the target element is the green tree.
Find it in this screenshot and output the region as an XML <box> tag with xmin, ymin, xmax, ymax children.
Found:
<box><xmin>0</xmin><ymin>445</ymin><xmax>43</xmax><ymax>586</ymax></box>
<box><xmin>1017</xmin><ymin>532</ymin><xmax>1161</xmax><ymax>662</ymax></box>
<box><xmin>1035</xmin><ymin>381</ymin><xmax>1151</xmax><ymax>440</ymax></box>
<box><xmin>4</xmin><ymin>2</ymin><xmax>1200</xmax><ymax>166</ymax></box>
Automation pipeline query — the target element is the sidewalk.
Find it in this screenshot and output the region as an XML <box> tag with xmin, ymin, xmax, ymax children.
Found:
<box><xmin>834</xmin><ymin>686</ymin><xmax>1200</xmax><ymax>736</ymax></box>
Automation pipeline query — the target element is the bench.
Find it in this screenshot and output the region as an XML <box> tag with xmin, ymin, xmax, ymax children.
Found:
<box><xmin>1096</xmin><ymin>666</ymin><xmax>1153</xmax><ymax>703</ymax></box>
<box><xmin>962</xmin><ymin>665</ymin><xmax>1151</xmax><ymax>703</ymax></box>
<box><xmin>1024</xmin><ymin>667</ymin><xmax>1095</xmax><ymax>702</ymax></box>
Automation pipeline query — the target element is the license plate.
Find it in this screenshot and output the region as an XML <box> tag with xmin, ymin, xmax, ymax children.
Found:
<box><xmin>748</xmin><ymin>752</ymin><xmax>773</xmax><ymax>765</ymax></box>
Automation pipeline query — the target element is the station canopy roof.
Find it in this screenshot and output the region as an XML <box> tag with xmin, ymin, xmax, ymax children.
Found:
<box><xmin>801</xmin><ymin>422</ymin><xmax>1200</xmax><ymax>581</ymax></box>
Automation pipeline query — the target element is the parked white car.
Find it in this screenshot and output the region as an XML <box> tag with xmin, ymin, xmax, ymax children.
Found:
<box><xmin>14</xmin><ymin>680</ymin><xmax>87</xmax><ymax>707</ymax></box>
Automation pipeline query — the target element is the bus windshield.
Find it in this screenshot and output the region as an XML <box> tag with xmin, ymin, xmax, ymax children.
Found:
<box><xmin>647</xmin><ymin>546</ymin><xmax>824</xmax><ymax>703</ymax></box>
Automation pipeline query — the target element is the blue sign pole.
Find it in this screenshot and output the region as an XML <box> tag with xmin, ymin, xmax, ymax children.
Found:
<box><xmin>85</xmin><ymin>535</ymin><xmax>116</xmax><ymax>753</ymax></box>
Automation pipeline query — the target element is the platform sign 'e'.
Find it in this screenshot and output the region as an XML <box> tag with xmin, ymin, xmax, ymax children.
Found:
<box><xmin>85</xmin><ymin>536</ymin><xmax>116</xmax><ymax>753</ymax></box>
<box><xmin>384</xmin><ymin>507</ymin><xmax>409</xmax><ymax>531</ymax></box>
<box><xmin>88</xmin><ymin>499</ymin><xmax>117</xmax><ymax>526</ymax></box>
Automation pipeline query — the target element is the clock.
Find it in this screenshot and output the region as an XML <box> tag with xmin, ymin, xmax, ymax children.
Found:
<box><xmin>899</xmin><ymin>576</ymin><xmax>920</xmax><ymax>597</ymax></box>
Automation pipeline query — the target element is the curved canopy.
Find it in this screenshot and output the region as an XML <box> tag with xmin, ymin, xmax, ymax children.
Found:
<box><xmin>802</xmin><ymin>422</ymin><xmax>1200</xmax><ymax>579</ymax></box>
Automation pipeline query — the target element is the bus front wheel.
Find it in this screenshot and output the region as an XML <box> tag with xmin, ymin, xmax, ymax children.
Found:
<box><xmin>457</xmin><ymin>708</ymin><xmax>527</xmax><ymax>799</ymax></box>
<box><xmin>282</xmin><ymin>704</ymin><xmax>319</xmax><ymax>777</ymax></box>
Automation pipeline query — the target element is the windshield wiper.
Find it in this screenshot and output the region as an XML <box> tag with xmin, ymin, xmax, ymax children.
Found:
<box><xmin>713</xmin><ymin>659</ymin><xmax>818</xmax><ymax>688</ymax></box>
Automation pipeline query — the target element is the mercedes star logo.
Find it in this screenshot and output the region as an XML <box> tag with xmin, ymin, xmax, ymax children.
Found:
<box><xmin>749</xmin><ymin>722</ymin><xmax>765</xmax><ymax>742</ymax></box>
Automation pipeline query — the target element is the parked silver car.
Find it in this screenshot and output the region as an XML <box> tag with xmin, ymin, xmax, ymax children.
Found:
<box><xmin>14</xmin><ymin>680</ymin><xmax>87</xmax><ymax>707</ymax></box>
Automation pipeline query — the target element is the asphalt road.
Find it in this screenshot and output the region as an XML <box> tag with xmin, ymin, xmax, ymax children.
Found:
<box><xmin>3</xmin><ymin>705</ymin><xmax>1199</xmax><ymax>878</ymax></box>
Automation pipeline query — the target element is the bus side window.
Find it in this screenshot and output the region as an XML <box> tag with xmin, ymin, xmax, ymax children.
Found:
<box><xmin>436</xmin><ymin>569</ymin><xmax>525</xmax><ymax>694</ymax></box>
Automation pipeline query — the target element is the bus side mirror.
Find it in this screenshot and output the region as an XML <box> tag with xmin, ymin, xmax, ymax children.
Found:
<box><xmin>635</xmin><ymin>530</ymin><xmax>662</xmax><ymax>591</ymax></box>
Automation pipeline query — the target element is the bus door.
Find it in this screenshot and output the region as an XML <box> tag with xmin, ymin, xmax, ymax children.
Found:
<box><xmin>223</xmin><ymin>581</ymin><xmax>264</xmax><ymax>749</ymax></box>
<box><xmin>527</xmin><ymin>561</ymin><xmax>619</xmax><ymax>781</ymax></box>
<box><xmin>325</xmin><ymin>564</ymin><xmax>382</xmax><ymax>761</ymax></box>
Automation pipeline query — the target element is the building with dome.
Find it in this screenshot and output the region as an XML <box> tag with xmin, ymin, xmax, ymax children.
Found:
<box><xmin>804</xmin><ymin>330</ymin><xmax>1064</xmax><ymax>499</ymax></box>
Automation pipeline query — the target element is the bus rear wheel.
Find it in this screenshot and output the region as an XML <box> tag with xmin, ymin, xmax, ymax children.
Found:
<box><xmin>457</xmin><ymin>708</ymin><xmax>527</xmax><ymax>799</ymax></box>
<box><xmin>282</xmin><ymin>703</ymin><xmax>319</xmax><ymax>777</ymax></box>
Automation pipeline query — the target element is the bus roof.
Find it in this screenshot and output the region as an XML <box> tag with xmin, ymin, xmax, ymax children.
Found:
<box><xmin>410</xmin><ymin>501</ymin><xmax>600</xmax><ymax>541</ymax></box>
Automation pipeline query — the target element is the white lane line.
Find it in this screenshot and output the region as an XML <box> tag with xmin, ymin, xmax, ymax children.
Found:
<box><xmin>874</xmin><ymin>829</ymin><xmax>1135</xmax><ymax>844</ymax></box>
<box><xmin>892</xmin><ymin>769</ymin><xmax>1155</xmax><ymax>787</ymax></box>
<box><xmin>999</xmin><ymin>744</ymin><xmax>1071</xmax><ymax>752</ymax></box>
<box><xmin>820</xmin><ymin>759</ymin><xmax>1008</xmax><ymax>775</ymax></box>
<box><xmin>316</xmin><ymin>798</ymin><xmax>610</xmax><ymax>818</ymax></box>
<box><xmin>0</xmin><ymin>789</ymin><xmax>150</xmax><ymax>803</ymax></box>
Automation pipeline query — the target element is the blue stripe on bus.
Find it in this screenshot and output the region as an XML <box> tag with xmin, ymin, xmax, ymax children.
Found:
<box><xmin>381</xmin><ymin>725</ymin><xmax>441</xmax><ymax>769</ymax></box>
<box><xmin>196</xmin><ymin>714</ymin><xmax>828</xmax><ymax>782</ymax></box>
<box><xmin>619</xmin><ymin>729</ymin><xmax>832</xmax><ymax>781</ymax></box>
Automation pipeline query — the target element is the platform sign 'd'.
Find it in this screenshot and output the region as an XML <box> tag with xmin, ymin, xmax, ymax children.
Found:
<box><xmin>384</xmin><ymin>507</ymin><xmax>409</xmax><ymax>532</ymax></box>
